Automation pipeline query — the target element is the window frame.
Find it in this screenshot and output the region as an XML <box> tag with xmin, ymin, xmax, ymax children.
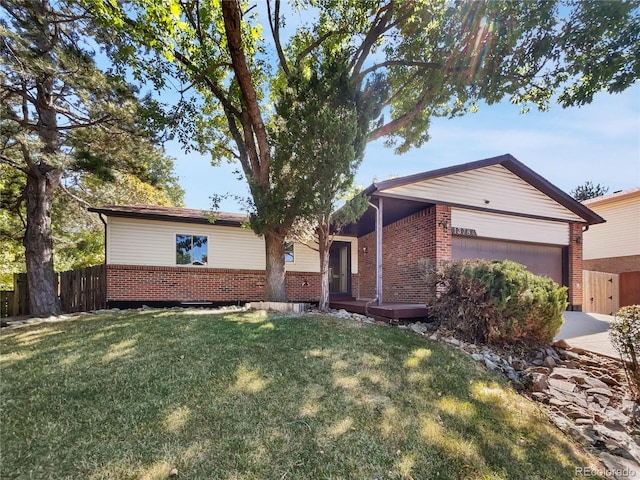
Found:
<box><xmin>175</xmin><ymin>233</ymin><xmax>209</xmax><ymax>266</ymax></box>
<box><xmin>284</xmin><ymin>241</ymin><xmax>295</xmax><ymax>264</ymax></box>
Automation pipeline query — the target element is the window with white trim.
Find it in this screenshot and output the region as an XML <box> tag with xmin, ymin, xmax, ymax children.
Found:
<box><xmin>176</xmin><ymin>234</ymin><xmax>208</xmax><ymax>265</ymax></box>
<box><xmin>284</xmin><ymin>242</ymin><xmax>294</xmax><ymax>263</ymax></box>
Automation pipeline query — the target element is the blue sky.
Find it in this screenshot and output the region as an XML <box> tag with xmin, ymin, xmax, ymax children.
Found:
<box><xmin>171</xmin><ymin>83</ymin><xmax>640</xmax><ymax>212</ymax></box>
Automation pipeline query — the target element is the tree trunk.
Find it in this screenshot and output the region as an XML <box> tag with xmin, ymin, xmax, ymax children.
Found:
<box><xmin>264</xmin><ymin>228</ymin><xmax>287</xmax><ymax>302</ymax></box>
<box><xmin>317</xmin><ymin>222</ymin><xmax>331</xmax><ymax>311</ymax></box>
<box><xmin>23</xmin><ymin>164</ymin><xmax>62</xmax><ymax>317</ymax></box>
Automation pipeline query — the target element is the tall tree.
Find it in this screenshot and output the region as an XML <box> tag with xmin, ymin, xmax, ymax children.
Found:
<box><xmin>0</xmin><ymin>0</ymin><xmax>177</xmax><ymax>316</ymax></box>
<box><xmin>571</xmin><ymin>181</ymin><xmax>610</xmax><ymax>202</ymax></box>
<box><xmin>272</xmin><ymin>55</ymin><xmax>372</xmax><ymax>310</ymax></box>
<box><xmin>93</xmin><ymin>0</ymin><xmax>640</xmax><ymax>302</ymax></box>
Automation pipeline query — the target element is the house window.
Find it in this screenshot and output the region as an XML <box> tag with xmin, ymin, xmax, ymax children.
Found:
<box><xmin>284</xmin><ymin>242</ymin><xmax>294</xmax><ymax>263</ymax></box>
<box><xmin>176</xmin><ymin>234</ymin><xmax>208</xmax><ymax>265</ymax></box>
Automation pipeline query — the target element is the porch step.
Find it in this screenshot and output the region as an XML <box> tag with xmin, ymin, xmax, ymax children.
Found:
<box><xmin>329</xmin><ymin>299</ymin><xmax>428</xmax><ymax>321</ymax></box>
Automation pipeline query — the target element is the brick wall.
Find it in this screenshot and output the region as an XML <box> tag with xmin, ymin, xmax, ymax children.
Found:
<box><xmin>357</xmin><ymin>205</ymin><xmax>452</xmax><ymax>303</ymax></box>
<box><xmin>106</xmin><ymin>265</ymin><xmax>358</xmax><ymax>304</ymax></box>
<box><xmin>583</xmin><ymin>255</ymin><xmax>640</xmax><ymax>274</ymax></box>
<box><xmin>357</xmin><ymin>203</ymin><xmax>583</xmax><ymax>310</ymax></box>
<box><xmin>568</xmin><ymin>223</ymin><xmax>584</xmax><ymax>310</ymax></box>
<box><xmin>357</xmin><ymin>231</ymin><xmax>376</xmax><ymax>300</ymax></box>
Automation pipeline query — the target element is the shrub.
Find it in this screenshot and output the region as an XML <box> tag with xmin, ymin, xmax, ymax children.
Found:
<box><xmin>424</xmin><ymin>259</ymin><xmax>567</xmax><ymax>344</ymax></box>
<box><xmin>610</xmin><ymin>305</ymin><xmax>640</xmax><ymax>397</ymax></box>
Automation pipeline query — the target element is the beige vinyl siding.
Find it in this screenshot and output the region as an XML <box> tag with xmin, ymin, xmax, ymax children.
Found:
<box><xmin>583</xmin><ymin>196</ymin><xmax>640</xmax><ymax>259</ymax></box>
<box><xmin>106</xmin><ymin>217</ymin><xmax>358</xmax><ymax>273</ymax></box>
<box><xmin>382</xmin><ymin>164</ymin><xmax>583</xmax><ymax>222</ymax></box>
<box><xmin>451</xmin><ymin>208</ymin><xmax>569</xmax><ymax>245</ymax></box>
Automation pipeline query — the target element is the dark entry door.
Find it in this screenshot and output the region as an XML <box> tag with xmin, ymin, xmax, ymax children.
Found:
<box><xmin>329</xmin><ymin>241</ymin><xmax>351</xmax><ymax>296</ymax></box>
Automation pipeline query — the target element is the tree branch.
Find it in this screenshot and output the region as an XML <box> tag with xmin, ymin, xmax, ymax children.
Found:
<box><xmin>367</xmin><ymin>97</ymin><xmax>427</xmax><ymax>142</ymax></box>
<box><xmin>59</xmin><ymin>182</ymin><xmax>93</xmax><ymax>208</ymax></box>
<box><xmin>296</xmin><ymin>29</ymin><xmax>348</xmax><ymax>64</ymax></box>
<box><xmin>267</xmin><ymin>0</ymin><xmax>290</xmax><ymax>76</ymax></box>
<box><xmin>0</xmin><ymin>154</ymin><xmax>29</xmax><ymax>174</ymax></box>
<box><xmin>349</xmin><ymin>2</ymin><xmax>395</xmax><ymax>77</ymax></box>
<box><xmin>171</xmin><ymin>50</ymin><xmax>241</xmax><ymax>118</ymax></box>
<box><xmin>221</xmin><ymin>0</ymin><xmax>270</xmax><ymax>186</ymax></box>
<box><xmin>354</xmin><ymin>60</ymin><xmax>441</xmax><ymax>82</ymax></box>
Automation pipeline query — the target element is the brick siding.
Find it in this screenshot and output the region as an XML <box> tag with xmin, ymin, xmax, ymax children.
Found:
<box><xmin>106</xmin><ymin>264</ymin><xmax>357</xmax><ymax>304</ymax></box>
<box><xmin>567</xmin><ymin>223</ymin><xmax>584</xmax><ymax>310</ymax></box>
<box><xmin>583</xmin><ymin>255</ymin><xmax>640</xmax><ymax>274</ymax></box>
<box><xmin>357</xmin><ymin>204</ymin><xmax>583</xmax><ymax>310</ymax></box>
<box><xmin>357</xmin><ymin>205</ymin><xmax>452</xmax><ymax>303</ymax></box>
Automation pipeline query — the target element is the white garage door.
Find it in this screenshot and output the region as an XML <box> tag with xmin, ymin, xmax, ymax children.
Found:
<box><xmin>452</xmin><ymin>237</ymin><xmax>564</xmax><ymax>284</ymax></box>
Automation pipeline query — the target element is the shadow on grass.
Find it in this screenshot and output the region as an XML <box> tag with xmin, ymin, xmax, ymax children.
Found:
<box><xmin>1</xmin><ymin>310</ymin><xmax>598</xmax><ymax>479</ymax></box>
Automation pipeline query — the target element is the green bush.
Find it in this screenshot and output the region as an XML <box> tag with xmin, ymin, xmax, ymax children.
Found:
<box><xmin>424</xmin><ymin>259</ymin><xmax>567</xmax><ymax>344</ymax></box>
<box><xmin>610</xmin><ymin>305</ymin><xmax>640</xmax><ymax>397</ymax></box>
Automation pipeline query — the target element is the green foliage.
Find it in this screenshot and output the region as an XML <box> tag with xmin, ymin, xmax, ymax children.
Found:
<box><xmin>0</xmin><ymin>0</ymin><xmax>184</xmax><ymax>292</ymax></box>
<box><xmin>425</xmin><ymin>259</ymin><xmax>567</xmax><ymax>344</ymax></box>
<box><xmin>610</xmin><ymin>305</ymin><xmax>640</xmax><ymax>396</ymax></box>
<box><xmin>570</xmin><ymin>181</ymin><xmax>610</xmax><ymax>202</ymax></box>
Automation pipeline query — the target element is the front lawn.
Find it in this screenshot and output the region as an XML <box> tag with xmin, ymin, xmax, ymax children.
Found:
<box><xmin>1</xmin><ymin>309</ymin><xmax>598</xmax><ymax>479</ymax></box>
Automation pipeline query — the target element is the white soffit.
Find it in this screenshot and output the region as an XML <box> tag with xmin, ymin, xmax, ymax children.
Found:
<box><xmin>380</xmin><ymin>164</ymin><xmax>583</xmax><ymax>222</ymax></box>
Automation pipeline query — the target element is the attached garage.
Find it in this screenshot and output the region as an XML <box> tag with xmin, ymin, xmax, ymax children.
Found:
<box><xmin>452</xmin><ymin>236</ymin><xmax>564</xmax><ymax>284</ymax></box>
<box><xmin>450</xmin><ymin>207</ymin><xmax>567</xmax><ymax>284</ymax></box>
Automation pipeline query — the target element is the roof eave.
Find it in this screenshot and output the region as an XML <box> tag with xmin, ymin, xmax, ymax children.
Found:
<box><xmin>87</xmin><ymin>207</ymin><xmax>245</xmax><ymax>228</ymax></box>
<box><xmin>499</xmin><ymin>158</ymin><xmax>605</xmax><ymax>225</ymax></box>
<box><xmin>362</xmin><ymin>154</ymin><xmax>605</xmax><ymax>225</ymax></box>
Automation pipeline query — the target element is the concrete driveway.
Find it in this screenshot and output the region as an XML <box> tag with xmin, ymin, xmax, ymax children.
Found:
<box><xmin>556</xmin><ymin>311</ymin><xmax>619</xmax><ymax>358</ymax></box>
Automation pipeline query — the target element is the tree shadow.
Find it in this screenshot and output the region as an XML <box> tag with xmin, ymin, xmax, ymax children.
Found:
<box><xmin>0</xmin><ymin>310</ymin><xmax>599</xmax><ymax>479</ymax></box>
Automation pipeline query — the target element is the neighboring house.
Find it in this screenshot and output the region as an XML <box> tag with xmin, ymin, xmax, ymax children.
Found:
<box><xmin>582</xmin><ymin>188</ymin><xmax>640</xmax><ymax>309</ymax></box>
<box><xmin>582</xmin><ymin>188</ymin><xmax>640</xmax><ymax>274</ymax></box>
<box><xmin>90</xmin><ymin>154</ymin><xmax>604</xmax><ymax>311</ymax></box>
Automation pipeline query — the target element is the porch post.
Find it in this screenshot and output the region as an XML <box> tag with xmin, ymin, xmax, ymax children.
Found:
<box><xmin>376</xmin><ymin>197</ymin><xmax>383</xmax><ymax>305</ymax></box>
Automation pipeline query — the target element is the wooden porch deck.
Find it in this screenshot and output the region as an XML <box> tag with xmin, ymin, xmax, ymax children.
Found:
<box><xmin>329</xmin><ymin>298</ymin><xmax>428</xmax><ymax>321</ymax></box>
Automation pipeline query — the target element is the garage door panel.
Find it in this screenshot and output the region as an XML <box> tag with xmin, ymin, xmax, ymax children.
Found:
<box><xmin>452</xmin><ymin>237</ymin><xmax>563</xmax><ymax>284</ymax></box>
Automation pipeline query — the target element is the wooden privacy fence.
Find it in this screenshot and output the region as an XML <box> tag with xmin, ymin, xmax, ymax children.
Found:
<box><xmin>59</xmin><ymin>265</ymin><xmax>106</xmax><ymax>313</ymax></box>
<box><xmin>2</xmin><ymin>272</ymin><xmax>29</xmax><ymax>317</ymax></box>
<box><xmin>1</xmin><ymin>265</ymin><xmax>105</xmax><ymax>317</ymax></box>
<box><xmin>619</xmin><ymin>271</ymin><xmax>640</xmax><ymax>308</ymax></box>
<box><xmin>583</xmin><ymin>270</ymin><xmax>619</xmax><ymax>315</ymax></box>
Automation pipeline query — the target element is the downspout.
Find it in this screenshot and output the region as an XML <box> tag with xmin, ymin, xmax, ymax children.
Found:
<box><xmin>365</xmin><ymin>198</ymin><xmax>383</xmax><ymax>316</ymax></box>
<box><xmin>98</xmin><ymin>213</ymin><xmax>107</xmax><ymax>262</ymax></box>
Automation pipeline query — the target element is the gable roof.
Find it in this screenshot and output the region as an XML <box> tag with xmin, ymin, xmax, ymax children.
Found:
<box><xmin>364</xmin><ymin>154</ymin><xmax>605</xmax><ymax>225</ymax></box>
<box><xmin>582</xmin><ymin>187</ymin><xmax>640</xmax><ymax>208</ymax></box>
<box><xmin>88</xmin><ymin>204</ymin><xmax>248</xmax><ymax>227</ymax></box>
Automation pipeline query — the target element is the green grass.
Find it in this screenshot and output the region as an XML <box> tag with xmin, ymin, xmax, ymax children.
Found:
<box><xmin>1</xmin><ymin>309</ymin><xmax>598</xmax><ymax>479</ymax></box>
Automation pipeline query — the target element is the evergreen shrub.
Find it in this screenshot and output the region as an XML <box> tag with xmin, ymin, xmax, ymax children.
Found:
<box><xmin>424</xmin><ymin>259</ymin><xmax>567</xmax><ymax>344</ymax></box>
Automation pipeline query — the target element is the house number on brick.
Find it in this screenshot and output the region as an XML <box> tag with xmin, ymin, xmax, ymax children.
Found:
<box><xmin>451</xmin><ymin>227</ymin><xmax>478</xmax><ymax>237</ymax></box>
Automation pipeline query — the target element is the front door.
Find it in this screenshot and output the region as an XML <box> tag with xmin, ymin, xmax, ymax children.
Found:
<box><xmin>329</xmin><ymin>241</ymin><xmax>351</xmax><ymax>296</ymax></box>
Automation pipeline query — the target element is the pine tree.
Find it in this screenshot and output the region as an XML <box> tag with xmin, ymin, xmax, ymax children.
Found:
<box><xmin>0</xmin><ymin>0</ymin><xmax>181</xmax><ymax>316</ymax></box>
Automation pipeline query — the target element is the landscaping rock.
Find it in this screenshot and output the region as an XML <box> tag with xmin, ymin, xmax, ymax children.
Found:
<box><xmin>600</xmin><ymin>453</ymin><xmax>639</xmax><ymax>480</ymax></box>
<box><xmin>530</xmin><ymin>373</ymin><xmax>549</xmax><ymax>392</ymax></box>
<box><xmin>410</xmin><ymin>322</ymin><xmax>428</xmax><ymax>334</ymax></box>
<box><xmin>511</xmin><ymin>358</ymin><xmax>527</xmax><ymax>371</ymax></box>
<box><xmin>484</xmin><ymin>358</ymin><xmax>499</xmax><ymax>370</ymax></box>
